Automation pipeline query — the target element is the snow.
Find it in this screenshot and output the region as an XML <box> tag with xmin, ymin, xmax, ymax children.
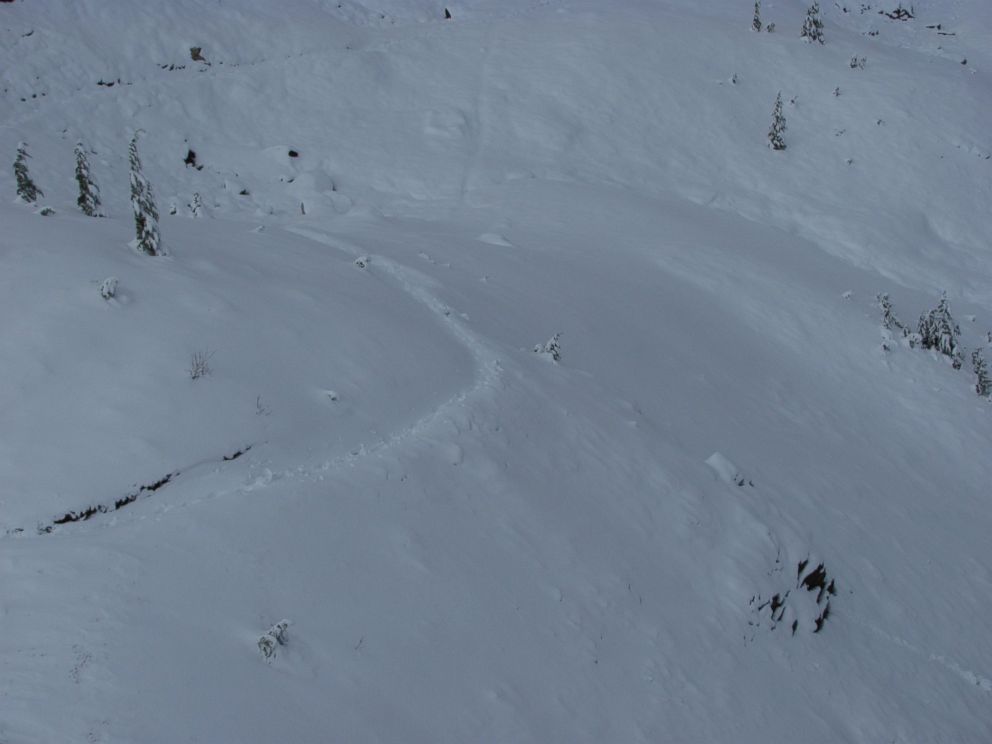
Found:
<box><xmin>1</xmin><ymin>1</ymin><xmax>991</xmax><ymax>742</ymax></box>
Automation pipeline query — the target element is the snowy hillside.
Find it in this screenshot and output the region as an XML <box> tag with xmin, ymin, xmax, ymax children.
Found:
<box><xmin>2</xmin><ymin>1</ymin><xmax>991</xmax><ymax>742</ymax></box>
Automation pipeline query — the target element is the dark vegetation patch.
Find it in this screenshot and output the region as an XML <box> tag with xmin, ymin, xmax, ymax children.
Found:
<box><xmin>882</xmin><ymin>4</ymin><xmax>914</xmax><ymax>20</ymax></box>
<box><xmin>748</xmin><ymin>558</ymin><xmax>837</xmax><ymax>639</ymax></box>
<box><xmin>52</xmin><ymin>472</ymin><xmax>177</xmax><ymax>525</ymax></box>
<box><xmin>24</xmin><ymin>446</ymin><xmax>254</xmax><ymax>534</ymax></box>
<box><xmin>223</xmin><ymin>446</ymin><xmax>252</xmax><ymax>462</ymax></box>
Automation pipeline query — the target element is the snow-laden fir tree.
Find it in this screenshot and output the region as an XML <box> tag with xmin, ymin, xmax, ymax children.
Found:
<box><xmin>768</xmin><ymin>92</ymin><xmax>787</xmax><ymax>150</ymax></box>
<box><xmin>13</xmin><ymin>142</ymin><xmax>43</xmax><ymax>203</ymax></box>
<box><xmin>189</xmin><ymin>192</ymin><xmax>203</xmax><ymax>217</ymax></box>
<box><xmin>74</xmin><ymin>142</ymin><xmax>103</xmax><ymax>217</ymax></box>
<box><xmin>918</xmin><ymin>293</ymin><xmax>961</xmax><ymax>367</ymax></box>
<box><xmin>752</xmin><ymin>1</ymin><xmax>762</xmax><ymax>32</ymax></box>
<box><xmin>801</xmin><ymin>1</ymin><xmax>824</xmax><ymax>43</ymax></box>
<box><xmin>972</xmin><ymin>349</ymin><xmax>991</xmax><ymax>397</ymax></box>
<box><xmin>128</xmin><ymin>134</ymin><xmax>165</xmax><ymax>256</ymax></box>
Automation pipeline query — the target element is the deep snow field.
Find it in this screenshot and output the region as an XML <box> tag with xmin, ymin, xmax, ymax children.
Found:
<box><xmin>1</xmin><ymin>1</ymin><xmax>991</xmax><ymax>742</ymax></box>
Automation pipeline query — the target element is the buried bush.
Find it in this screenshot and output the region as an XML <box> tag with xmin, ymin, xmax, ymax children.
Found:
<box><xmin>258</xmin><ymin>620</ymin><xmax>291</xmax><ymax>661</ymax></box>
<box><xmin>534</xmin><ymin>332</ymin><xmax>562</xmax><ymax>362</ymax></box>
<box><xmin>189</xmin><ymin>350</ymin><xmax>214</xmax><ymax>380</ymax></box>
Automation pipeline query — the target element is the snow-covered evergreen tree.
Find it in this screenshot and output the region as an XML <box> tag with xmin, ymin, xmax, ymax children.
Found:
<box><xmin>972</xmin><ymin>349</ymin><xmax>991</xmax><ymax>397</ymax></box>
<box><xmin>74</xmin><ymin>142</ymin><xmax>103</xmax><ymax>217</ymax></box>
<box><xmin>13</xmin><ymin>142</ymin><xmax>43</xmax><ymax>203</ymax></box>
<box><xmin>752</xmin><ymin>1</ymin><xmax>762</xmax><ymax>32</ymax></box>
<box><xmin>128</xmin><ymin>134</ymin><xmax>165</xmax><ymax>256</ymax></box>
<box><xmin>189</xmin><ymin>192</ymin><xmax>203</xmax><ymax>217</ymax></box>
<box><xmin>768</xmin><ymin>92</ymin><xmax>787</xmax><ymax>150</ymax></box>
<box><xmin>801</xmin><ymin>2</ymin><xmax>824</xmax><ymax>44</ymax></box>
<box><xmin>918</xmin><ymin>293</ymin><xmax>961</xmax><ymax>367</ymax></box>
<box><xmin>534</xmin><ymin>333</ymin><xmax>562</xmax><ymax>362</ymax></box>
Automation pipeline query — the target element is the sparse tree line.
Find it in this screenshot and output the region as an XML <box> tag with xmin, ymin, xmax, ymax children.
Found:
<box><xmin>755</xmin><ymin>2</ymin><xmax>842</xmax><ymax>151</ymax></box>
<box><xmin>15</xmin><ymin>135</ymin><xmax>571</xmax><ymax>374</ymax></box>
<box><xmin>13</xmin><ymin>134</ymin><xmax>164</xmax><ymax>256</ymax></box>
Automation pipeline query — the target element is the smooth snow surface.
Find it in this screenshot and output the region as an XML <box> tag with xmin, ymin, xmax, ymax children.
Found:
<box><xmin>1</xmin><ymin>1</ymin><xmax>991</xmax><ymax>742</ymax></box>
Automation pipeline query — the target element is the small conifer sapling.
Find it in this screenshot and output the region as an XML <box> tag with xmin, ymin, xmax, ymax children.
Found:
<box><xmin>752</xmin><ymin>1</ymin><xmax>762</xmax><ymax>32</ymax></box>
<box><xmin>972</xmin><ymin>349</ymin><xmax>991</xmax><ymax>397</ymax></box>
<box><xmin>768</xmin><ymin>93</ymin><xmax>787</xmax><ymax>150</ymax></box>
<box><xmin>14</xmin><ymin>142</ymin><xmax>43</xmax><ymax>203</ymax></box>
<box><xmin>74</xmin><ymin>142</ymin><xmax>103</xmax><ymax>217</ymax></box>
<box><xmin>878</xmin><ymin>293</ymin><xmax>908</xmax><ymax>335</ymax></box>
<box><xmin>128</xmin><ymin>134</ymin><xmax>165</xmax><ymax>256</ymax></box>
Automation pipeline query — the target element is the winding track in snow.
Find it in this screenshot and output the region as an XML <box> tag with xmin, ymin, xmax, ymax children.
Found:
<box><xmin>283</xmin><ymin>224</ymin><xmax>505</xmax><ymax>470</ymax></box>
<box><xmin>203</xmin><ymin>224</ymin><xmax>509</xmax><ymax>503</ymax></box>
<box><xmin>2</xmin><ymin>223</ymin><xmax>505</xmax><ymax>536</ymax></box>
<box><xmin>159</xmin><ymin>223</ymin><xmax>504</xmax><ymax>507</ymax></box>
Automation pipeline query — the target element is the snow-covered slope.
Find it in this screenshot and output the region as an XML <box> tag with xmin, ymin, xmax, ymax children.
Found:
<box><xmin>1</xmin><ymin>1</ymin><xmax>991</xmax><ymax>742</ymax></box>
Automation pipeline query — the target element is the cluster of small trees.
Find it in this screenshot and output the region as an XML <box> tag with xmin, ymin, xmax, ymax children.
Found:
<box><xmin>878</xmin><ymin>292</ymin><xmax>991</xmax><ymax>399</ymax></box>
<box><xmin>12</xmin><ymin>135</ymin><xmax>165</xmax><ymax>256</ymax></box>
<box><xmin>917</xmin><ymin>294</ymin><xmax>962</xmax><ymax>367</ymax></box>
<box><xmin>750</xmin><ymin>1</ymin><xmax>775</xmax><ymax>33</ymax></box>
<box><xmin>751</xmin><ymin>1</ymin><xmax>821</xmax><ymax>40</ymax></box>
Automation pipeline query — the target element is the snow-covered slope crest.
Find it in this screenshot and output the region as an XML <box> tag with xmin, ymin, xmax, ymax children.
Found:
<box><xmin>2</xmin><ymin>0</ymin><xmax>991</xmax><ymax>299</ymax></box>
<box><xmin>1</xmin><ymin>1</ymin><xmax>991</xmax><ymax>743</ymax></box>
